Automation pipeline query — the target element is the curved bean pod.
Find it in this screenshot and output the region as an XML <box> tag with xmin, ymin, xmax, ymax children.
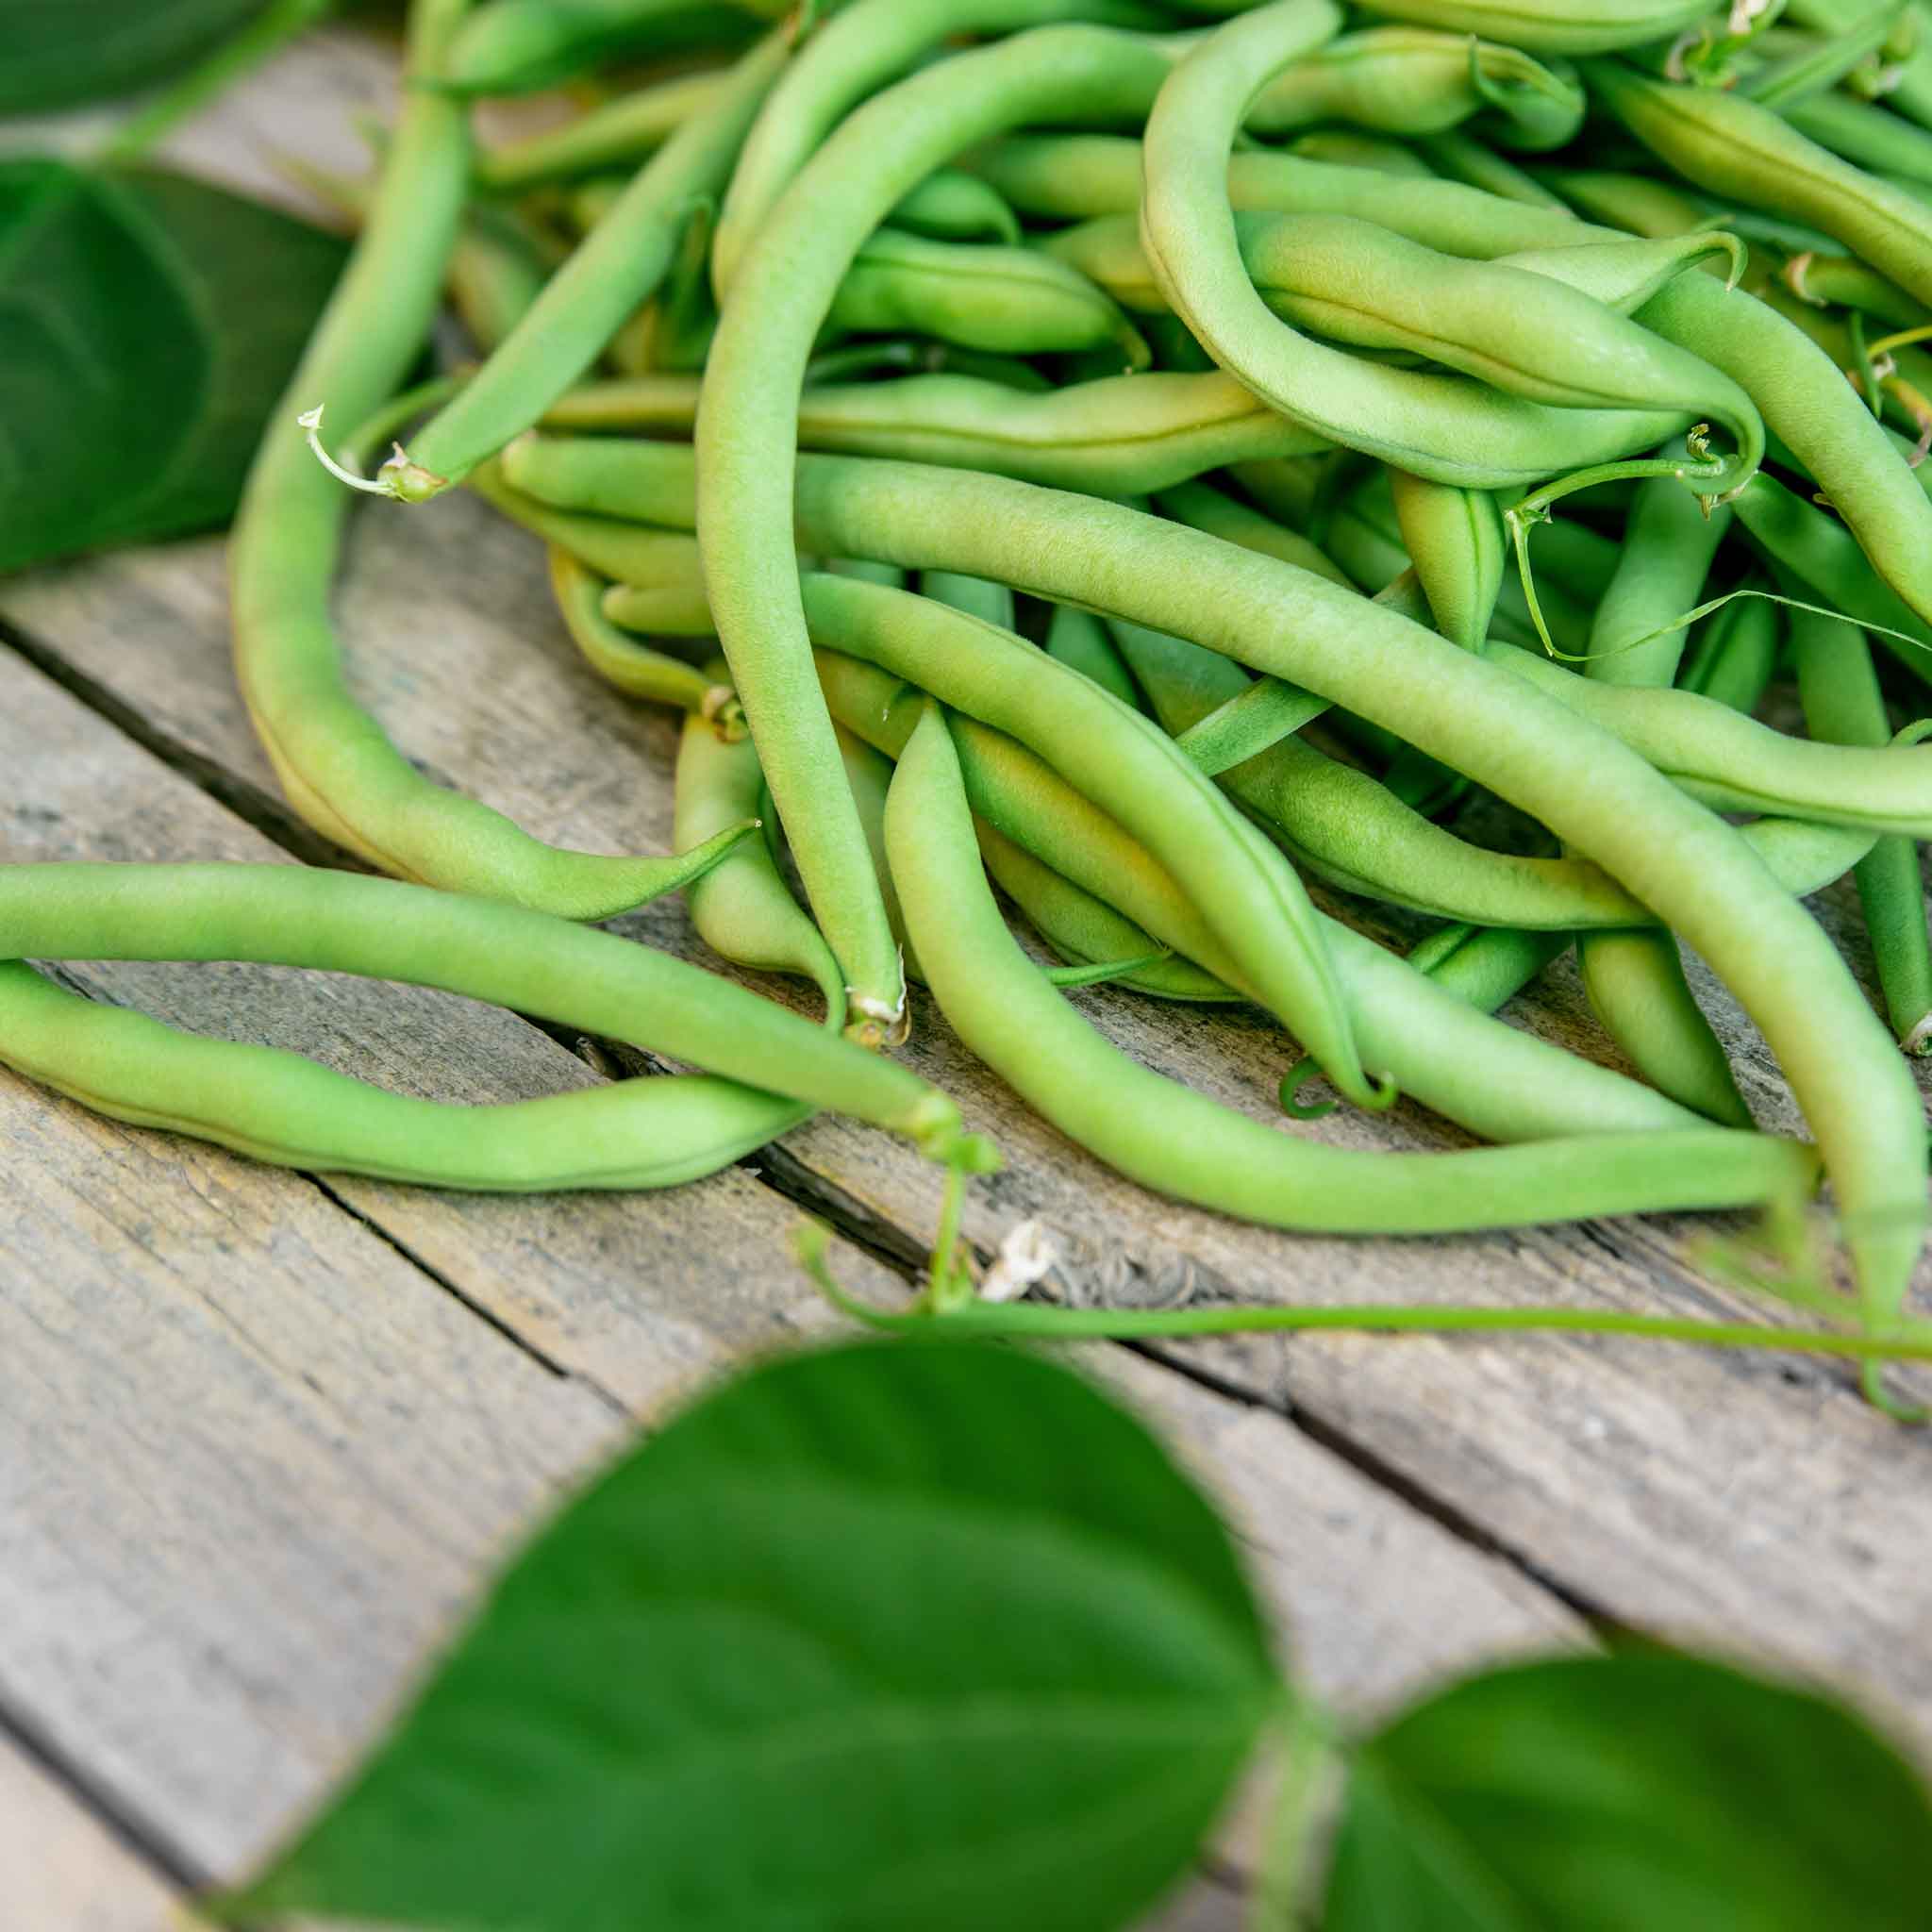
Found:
<box><xmin>549</xmin><ymin>546</ymin><xmax>738</xmax><ymax>721</ymax></box>
<box><xmin>794</xmin><ymin>571</ymin><xmax>1375</xmax><ymax>1099</ymax></box>
<box><xmin>0</xmin><ymin>864</ymin><xmax>995</xmax><ymax>1169</ymax></box>
<box><xmin>1583</xmin><ymin>58</ymin><xmax>1932</xmax><ymax>310</ymax></box>
<box><xmin>232</xmin><ymin>0</ymin><xmax>745</xmax><ymax>922</ymax></box>
<box><xmin>887</xmin><ymin>703</ymin><xmax>1815</xmax><ymax>1234</ymax></box>
<box><xmin>675</xmin><ymin>693</ymin><xmax>844</xmax><ymax>1026</ymax></box>
<box><xmin>382</xmin><ymin>24</ymin><xmax>792</xmax><ymax>499</ymax></box>
<box><xmin>0</xmin><ymin>958</ymin><xmax>812</xmax><ymax>1191</ymax></box>
<box><xmin>695</xmin><ymin>23</ymin><xmax>1184</xmax><ymax>1040</ymax></box>
<box><xmin>1246</xmin><ymin>28</ymin><xmax>1586</xmax><ymax>149</ymax></box>
<box><xmin>1387</xmin><ymin>469</ymin><xmax>1505</xmax><ymax>652</ymax></box>
<box><xmin>1344</xmin><ymin>0</ymin><xmax>1709</xmax><ymax>56</ymax></box>
<box><xmin>709</xmin><ymin>0</ymin><xmax>1172</xmax><ymax>296</ymax></box>
<box><xmin>1139</xmin><ymin>10</ymin><xmax>1719</xmax><ymax>491</ymax></box>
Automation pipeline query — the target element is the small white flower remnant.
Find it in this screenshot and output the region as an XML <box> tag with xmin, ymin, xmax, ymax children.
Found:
<box><xmin>979</xmin><ymin>1219</ymin><xmax>1057</xmax><ymax>1304</ymax></box>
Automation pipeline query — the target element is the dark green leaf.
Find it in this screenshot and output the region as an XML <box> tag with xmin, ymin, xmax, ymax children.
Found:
<box><xmin>1324</xmin><ymin>1652</ymin><xmax>1932</xmax><ymax>1932</ymax></box>
<box><xmin>0</xmin><ymin>160</ymin><xmax>346</xmax><ymax>575</ymax></box>
<box><xmin>0</xmin><ymin>0</ymin><xmax>264</xmax><ymax>113</ymax></box>
<box><xmin>90</xmin><ymin>169</ymin><xmax>348</xmax><ymax>550</ymax></box>
<box><xmin>0</xmin><ymin>159</ymin><xmax>206</xmax><ymax>575</ymax></box>
<box><xmin>225</xmin><ymin>1341</ymin><xmax>1279</xmax><ymax>1932</ymax></box>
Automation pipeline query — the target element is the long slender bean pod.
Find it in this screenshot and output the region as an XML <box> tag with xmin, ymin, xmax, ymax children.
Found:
<box><xmin>0</xmin><ymin>958</ymin><xmax>813</xmax><ymax>1191</ymax></box>
<box><xmin>887</xmin><ymin>705</ymin><xmax>1815</xmax><ymax>1235</ymax></box>
<box><xmin>549</xmin><ymin>546</ymin><xmax>737</xmax><ymax>721</ymax></box>
<box><xmin>1139</xmin><ymin>9</ymin><xmax>1733</xmax><ymax>492</ymax></box>
<box><xmin>232</xmin><ymin>0</ymin><xmax>746</xmax><ymax>919</ymax></box>
<box><xmin>795</xmin><ymin>572</ymin><xmax>1376</xmax><ymax>1097</ymax></box>
<box><xmin>709</xmin><ymin>0</ymin><xmax>1171</xmax><ymax>296</ymax></box>
<box><xmin>1792</xmin><ymin>607</ymin><xmax>1932</xmax><ymax>1054</ymax></box>
<box><xmin>379</xmin><ymin>24</ymin><xmax>792</xmax><ymax>500</ymax></box>
<box><xmin>0</xmin><ymin>864</ymin><xmax>995</xmax><ymax>1169</ymax></box>
<box><xmin>675</xmin><ymin>696</ymin><xmax>844</xmax><ymax>1025</ymax></box>
<box><xmin>695</xmin><ymin>25</ymin><xmax>1186</xmax><ymax>1041</ymax></box>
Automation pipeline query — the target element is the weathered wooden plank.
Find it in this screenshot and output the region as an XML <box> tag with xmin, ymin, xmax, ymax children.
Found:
<box><xmin>18</xmin><ymin>429</ymin><xmax>1929</xmax><ymax>1758</ymax></box>
<box><xmin>0</xmin><ymin>651</ymin><xmax>1577</xmax><ymax>1913</ymax></box>
<box><xmin>0</xmin><ymin>1740</ymin><xmax>200</xmax><ymax>1932</ymax></box>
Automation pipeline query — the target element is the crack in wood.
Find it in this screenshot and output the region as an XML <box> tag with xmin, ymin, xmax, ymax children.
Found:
<box><xmin>0</xmin><ymin>1689</ymin><xmax>212</xmax><ymax>1900</ymax></box>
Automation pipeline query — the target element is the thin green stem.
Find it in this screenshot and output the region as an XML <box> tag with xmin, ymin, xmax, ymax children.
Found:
<box><xmin>1249</xmin><ymin>1695</ymin><xmax>1339</xmax><ymax>1932</ymax></box>
<box><xmin>821</xmin><ymin>1288</ymin><xmax>1932</xmax><ymax>1369</ymax></box>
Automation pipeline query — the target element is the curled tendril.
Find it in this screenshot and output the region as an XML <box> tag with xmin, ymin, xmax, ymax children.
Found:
<box><xmin>298</xmin><ymin>406</ymin><xmax>395</xmax><ymax>497</ymax></box>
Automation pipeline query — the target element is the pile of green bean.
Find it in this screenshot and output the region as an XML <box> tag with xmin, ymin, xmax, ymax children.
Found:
<box><xmin>17</xmin><ymin>0</ymin><xmax>1932</xmax><ymax>1400</ymax></box>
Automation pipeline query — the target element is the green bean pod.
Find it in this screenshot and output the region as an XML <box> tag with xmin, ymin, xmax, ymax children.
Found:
<box><xmin>1583</xmin><ymin>58</ymin><xmax>1932</xmax><ymax>310</ymax></box>
<box><xmin>827</xmin><ymin>228</ymin><xmax>1148</xmax><ymax>367</ymax></box>
<box><xmin>549</xmin><ymin>546</ymin><xmax>736</xmax><ymax>719</ymax></box>
<box><xmin>0</xmin><ymin>958</ymin><xmax>813</xmax><ymax>1191</ymax></box>
<box><xmin>1387</xmin><ymin>469</ymin><xmax>1505</xmax><ymax>651</ymax></box>
<box><xmin>887</xmin><ymin>704</ymin><xmax>1816</xmax><ymax>1234</ymax></box>
<box><xmin>1140</xmin><ymin>12</ymin><xmax>1720</xmax><ymax>491</ymax></box>
<box><xmin>1228</xmin><ymin>213</ymin><xmax>1759</xmax><ymax>486</ymax></box>
<box><xmin>0</xmin><ymin>863</ymin><xmax>996</xmax><ymax>1171</ymax></box>
<box><xmin>1792</xmin><ymin>607</ymin><xmax>1932</xmax><ymax>1054</ymax></box>
<box><xmin>676</xmin><ymin>695</ymin><xmax>844</xmax><ymax>1025</ymax></box>
<box><xmin>385</xmin><ymin>23</ymin><xmax>792</xmax><ymax>498</ymax></box>
<box><xmin>475</xmin><ymin>67</ymin><xmax>732</xmax><ymax>188</ymax></box>
<box><xmin>696</xmin><ymin>23</ymin><xmax>1182</xmax><ymax>1041</ymax></box>
<box><xmin>709</xmin><ymin>0</ymin><xmax>1173</xmax><ymax>295</ymax></box>
<box><xmin>1246</xmin><ymin>28</ymin><xmax>1586</xmax><ymax>149</ymax></box>
<box><xmin>442</xmin><ymin>0</ymin><xmax>774</xmax><ymax>95</ymax></box>
<box><xmin>1345</xmin><ymin>0</ymin><xmax>1710</xmax><ymax>57</ymax></box>
<box><xmin>232</xmin><ymin>0</ymin><xmax>751</xmax><ymax>921</ymax></box>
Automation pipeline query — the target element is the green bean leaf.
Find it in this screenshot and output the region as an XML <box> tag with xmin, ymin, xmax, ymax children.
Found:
<box><xmin>86</xmin><ymin>169</ymin><xmax>348</xmax><ymax>550</ymax></box>
<box><xmin>0</xmin><ymin>159</ymin><xmax>345</xmax><ymax>575</ymax></box>
<box><xmin>0</xmin><ymin>0</ymin><xmax>264</xmax><ymax>113</ymax></box>
<box><xmin>219</xmin><ymin>1341</ymin><xmax>1280</xmax><ymax>1932</ymax></box>
<box><xmin>0</xmin><ymin>159</ymin><xmax>206</xmax><ymax>574</ymax></box>
<box><xmin>1323</xmin><ymin>1652</ymin><xmax>1932</xmax><ymax>1932</ymax></box>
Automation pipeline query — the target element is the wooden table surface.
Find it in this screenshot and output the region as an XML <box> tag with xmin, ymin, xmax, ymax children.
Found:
<box><xmin>6</xmin><ymin>25</ymin><xmax>1932</xmax><ymax>1929</ymax></box>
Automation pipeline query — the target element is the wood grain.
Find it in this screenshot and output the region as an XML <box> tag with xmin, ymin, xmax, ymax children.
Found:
<box><xmin>2</xmin><ymin>18</ymin><xmax>1926</xmax><ymax>1920</ymax></box>
<box><xmin>16</xmin><ymin>417</ymin><xmax>1929</xmax><ymax>1757</ymax></box>
<box><xmin>0</xmin><ymin>1740</ymin><xmax>199</xmax><ymax>1932</ymax></box>
<box><xmin>0</xmin><ymin>648</ymin><xmax>1573</xmax><ymax>1917</ymax></box>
